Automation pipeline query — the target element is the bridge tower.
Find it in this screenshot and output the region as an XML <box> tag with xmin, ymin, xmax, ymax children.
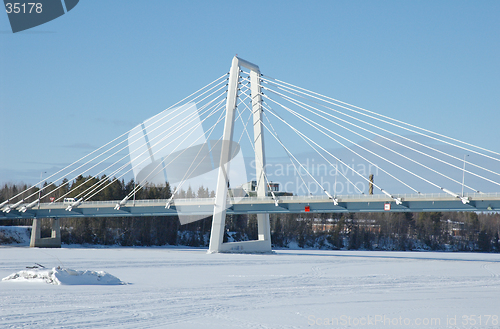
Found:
<box><xmin>208</xmin><ymin>56</ymin><xmax>272</xmax><ymax>253</ymax></box>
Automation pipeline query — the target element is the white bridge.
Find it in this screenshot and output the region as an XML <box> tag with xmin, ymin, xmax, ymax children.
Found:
<box><xmin>2</xmin><ymin>57</ymin><xmax>500</xmax><ymax>252</ymax></box>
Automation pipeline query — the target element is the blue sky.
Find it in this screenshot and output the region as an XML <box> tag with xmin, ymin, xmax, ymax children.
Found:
<box><xmin>0</xmin><ymin>0</ymin><xmax>499</xmax><ymax>187</ymax></box>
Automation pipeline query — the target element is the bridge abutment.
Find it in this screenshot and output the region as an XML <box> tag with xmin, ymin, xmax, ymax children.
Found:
<box><xmin>30</xmin><ymin>218</ymin><xmax>61</xmax><ymax>248</ymax></box>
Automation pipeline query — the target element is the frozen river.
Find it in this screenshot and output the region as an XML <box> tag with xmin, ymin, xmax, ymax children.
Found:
<box><xmin>1</xmin><ymin>247</ymin><xmax>500</xmax><ymax>328</ymax></box>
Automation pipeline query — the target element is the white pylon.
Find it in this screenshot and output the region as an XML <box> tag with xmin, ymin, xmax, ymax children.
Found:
<box><xmin>208</xmin><ymin>56</ymin><xmax>272</xmax><ymax>253</ymax></box>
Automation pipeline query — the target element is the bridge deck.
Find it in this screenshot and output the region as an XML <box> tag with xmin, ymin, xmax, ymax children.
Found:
<box><xmin>2</xmin><ymin>193</ymin><xmax>500</xmax><ymax>220</ymax></box>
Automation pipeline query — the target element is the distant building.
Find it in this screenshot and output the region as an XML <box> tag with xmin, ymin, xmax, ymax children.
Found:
<box><xmin>310</xmin><ymin>218</ymin><xmax>381</xmax><ymax>234</ymax></box>
<box><xmin>238</xmin><ymin>180</ymin><xmax>293</xmax><ymax>197</ymax></box>
<box><xmin>441</xmin><ymin>219</ymin><xmax>465</xmax><ymax>236</ymax></box>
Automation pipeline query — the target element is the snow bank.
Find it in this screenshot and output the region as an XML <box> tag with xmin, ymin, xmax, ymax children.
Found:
<box><xmin>0</xmin><ymin>226</ymin><xmax>30</xmax><ymax>245</ymax></box>
<box><xmin>2</xmin><ymin>267</ymin><xmax>126</xmax><ymax>285</ymax></box>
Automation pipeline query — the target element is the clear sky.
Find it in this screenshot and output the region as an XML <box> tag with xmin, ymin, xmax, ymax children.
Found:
<box><xmin>1</xmin><ymin>0</ymin><xmax>499</xmax><ymax>186</ymax></box>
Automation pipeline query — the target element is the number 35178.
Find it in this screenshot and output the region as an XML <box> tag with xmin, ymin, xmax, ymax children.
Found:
<box><xmin>5</xmin><ymin>3</ymin><xmax>42</xmax><ymax>14</ymax></box>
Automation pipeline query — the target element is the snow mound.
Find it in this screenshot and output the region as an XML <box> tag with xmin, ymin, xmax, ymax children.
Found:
<box><xmin>2</xmin><ymin>267</ymin><xmax>126</xmax><ymax>285</ymax></box>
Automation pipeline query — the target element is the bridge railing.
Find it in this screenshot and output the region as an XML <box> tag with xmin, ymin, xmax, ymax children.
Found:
<box><xmin>240</xmin><ymin>192</ymin><xmax>500</xmax><ymax>203</ymax></box>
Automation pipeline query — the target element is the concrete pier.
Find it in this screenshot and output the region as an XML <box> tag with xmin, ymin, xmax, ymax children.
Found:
<box><xmin>30</xmin><ymin>218</ymin><xmax>61</xmax><ymax>248</ymax></box>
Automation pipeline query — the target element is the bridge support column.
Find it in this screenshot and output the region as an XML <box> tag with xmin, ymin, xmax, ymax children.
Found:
<box><xmin>208</xmin><ymin>56</ymin><xmax>272</xmax><ymax>253</ymax></box>
<box><xmin>30</xmin><ymin>218</ymin><xmax>61</xmax><ymax>248</ymax></box>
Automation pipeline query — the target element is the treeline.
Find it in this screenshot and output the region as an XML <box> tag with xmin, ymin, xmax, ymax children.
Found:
<box><xmin>266</xmin><ymin>211</ymin><xmax>500</xmax><ymax>252</ymax></box>
<box><xmin>0</xmin><ymin>175</ymin><xmax>172</xmax><ymax>204</ymax></box>
<box><xmin>1</xmin><ymin>182</ymin><xmax>500</xmax><ymax>251</ymax></box>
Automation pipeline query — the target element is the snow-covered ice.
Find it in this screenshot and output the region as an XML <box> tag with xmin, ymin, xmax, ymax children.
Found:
<box><xmin>1</xmin><ymin>247</ymin><xmax>500</xmax><ymax>328</ymax></box>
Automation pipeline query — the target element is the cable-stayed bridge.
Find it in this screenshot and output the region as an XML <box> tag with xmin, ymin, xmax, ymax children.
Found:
<box><xmin>2</xmin><ymin>56</ymin><xmax>500</xmax><ymax>251</ymax></box>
